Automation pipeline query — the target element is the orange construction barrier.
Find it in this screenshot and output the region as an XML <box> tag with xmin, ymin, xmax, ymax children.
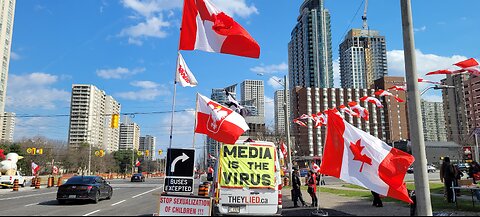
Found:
<box><xmin>35</xmin><ymin>177</ymin><xmax>41</xmax><ymax>189</ymax></box>
<box><xmin>12</xmin><ymin>179</ymin><xmax>19</xmax><ymax>192</ymax></box>
<box><xmin>57</xmin><ymin>177</ymin><xmax>63</xmax><ymax>187</ymax></box>
<box><xmin>47</xmin><ymin>177</ymin><xmax>54</xmax><ymax>188</ymax></box>
<box><xmin>198</xmin><ymin>184</ymin><xmax>206</xmax><ymax>196</ymax></box>
<box><xmin>31</xmin><ymin>177</ymin><xmax>37</xmax><ymax>187</ymax></box>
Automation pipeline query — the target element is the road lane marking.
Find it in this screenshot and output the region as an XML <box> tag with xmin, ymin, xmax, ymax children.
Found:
<box><xmin>25</xmin><ymin>202</ymin><xmax>39</xmax><ymax>207</ymax></box>
<box><xmin>132</xmin><ymin>187</ymin><xmax>162</xmax><ymax>199</ymax></box>
<box><xmin>83</xmin><ymin>210</ymin><xmax>101</xmax><ymax>216</ymax></box>
<box><xmin>111</xmin><ymin>200</ymin><xmax>126</xmax><ymax>206</ymax></box>
<box><xmin>0</xmin><ymin>192</ymin><xmax>56</xmax><ymax>201</ymax></box>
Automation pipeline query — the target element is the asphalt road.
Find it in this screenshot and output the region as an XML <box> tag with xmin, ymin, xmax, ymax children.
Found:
<box><xmin>0</xmin><ymin>178</ymin><xmax>167</xmax><ymax>216</ymax></box>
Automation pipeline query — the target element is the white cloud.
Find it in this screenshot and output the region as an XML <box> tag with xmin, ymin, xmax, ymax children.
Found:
<box><xmin>267</xmin><ymin>76</ymin><xmax>284</xmax><ymax>90</ymax></box>
<box><xmin>414</xmin><ymin>26</ymin><xmax>427</xmax><ymax>32</ymax></box>
<box><xmin>120</xmin><ymin>0</ymin><xmax>258</xmax><ymax>44</ymax></box>
<box><xmin>333</xmin><ymin>58</ymin><xmax>340</xmax><ymax>88</ymax></box>
<box><xmin>250</xmin><ymin>63</ymin><xmax>287</xmax><ymax>75</ymax></box>
<box><xmin>96</xmin><ymin>67</ymin><xmax>145</xmax><ymax>79</ymax></box>
<box><xmin>6</xmin><ymin>73</ymin><xmax>70</xmax><ymax>110</ymax></box>
<box><xmin>116</xmin><ymin>81</ymin><xmax>170</xmax><ymax>101</ymax></box>
<box><xmin>10</xmin><ymin>51</ymin><xmax>21</xmax><ymax>60</ymax></box>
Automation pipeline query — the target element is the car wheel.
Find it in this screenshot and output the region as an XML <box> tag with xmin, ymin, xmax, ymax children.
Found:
<box><xmin>106</xmin><ymin>190</ymin><xmax>112</xmax><ymax>200</ymax></box>
<box><xmin>93</xmin><ymin>191</ymin><xmax>100</xmax><ymax>204</ymax></box>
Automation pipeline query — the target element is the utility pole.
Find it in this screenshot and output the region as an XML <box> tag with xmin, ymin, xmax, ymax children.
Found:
<box><xmin>400</xmin><ymin>0</ymin><xmax>432</xmax><ymax>215</ymax></box>
<box><xmin>284</xmin><ymin>75</ymin><xmax>293</xmax><ymax>185</ymax></box>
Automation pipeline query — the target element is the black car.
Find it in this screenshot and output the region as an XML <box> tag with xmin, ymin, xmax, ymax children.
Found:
<box><xmin>57</xmin><ymin>176</ymin><xmax>113</xmax><ymax>204</ymax></box>
<box><xmin>131</xmin><ymin>173</ymin><xmax>145</xmax><ymax>182</ymax></box>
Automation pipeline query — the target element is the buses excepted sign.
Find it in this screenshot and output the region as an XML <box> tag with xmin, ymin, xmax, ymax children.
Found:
<box><xmin>219</xmin><ymin>144</ymin><xmax>276</xmax><ymax>189</ymax></box>
<box><xmin>159</xmin><ymin>195</ymin><xmax>212</xmax><ymax>216</ymax></box>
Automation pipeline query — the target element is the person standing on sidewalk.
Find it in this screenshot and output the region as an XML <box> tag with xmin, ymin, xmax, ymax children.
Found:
<box><xmin>307</xmin><ymin>171</ymin><xmax>318</xmax><ymax>207</ymax></box>
<box><xmin>292</xmin><ymin>169</ymin><xmax>307</xmax><ymax>207</ymax></box>
<box><xmin>371</xmin><ymin>191</ymin><xmax>383</xmax><ymax>207</ymax></box>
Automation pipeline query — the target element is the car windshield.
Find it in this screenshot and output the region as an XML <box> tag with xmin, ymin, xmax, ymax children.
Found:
<box><xmin>134</xmin><ymin>174</ymin><xmax>142</xmax><ymax>176</ymax></box>
<box><xmin>64</xmin><ymin>176</ymin><xmax>96</xmax><ymax>185</ymax></box>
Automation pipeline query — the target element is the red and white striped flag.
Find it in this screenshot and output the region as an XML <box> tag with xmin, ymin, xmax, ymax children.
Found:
<box><xmin>293</xmin><ymin>118</ymin><xmax>307</xmax><ymax>127</ymax></box>
<box><xmin>195</xmin><ymin>94</ymin><xmax>249</xmax><ymax>144</ymax></box>
<box><xmin>360</xmin><ymin>96</ymin><xmax>383</xmax><ymax>108</ymax></box>
<box><xmin>280</xmin><ymin>142</ymin><xmax>288</xmax><ymax>159</ymax></box>
<box><xmin>320</xmin><ymin>110</ymin><xmax>414</xmax><ymax>203</ymax></box>
<box><xmin>388</xmin><ymin>85</ymin><xmax>407</xmax><ymax>91</ymax></box>
<box><xmin>179</xmin><ymin>0</ymin><xmax>260</xmax><ymax>58</ymax></box>
<box><xmin>418</xmin><ymin>78</ymin><xmax>441</xmax><ymax>85</ymax></box>
<box><xmin>176</xmin><ymin>53</ymin><xmax>198</xmax><ymax>87</ymax></box>
<box><xmin>375</xmin><ymin>90</ymin><xmax>404</xmax><ymax>103</ymax></box>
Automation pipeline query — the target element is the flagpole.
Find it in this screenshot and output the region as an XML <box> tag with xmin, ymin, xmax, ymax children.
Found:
<box><xmin>169</xmin><ymin>53</ymin><xmax>180</xmax><ymax>149</ymax></box>
<box><xmin>192</xmin><ymin>93</ymin><xmax>199</xmax><ymax>149</ymax></box>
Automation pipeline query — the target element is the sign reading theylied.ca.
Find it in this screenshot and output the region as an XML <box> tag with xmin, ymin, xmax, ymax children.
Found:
<box><xmin>159</xmin><ymin>195</ymin><xmax>212</xmax><ymax>216</ymax></box>
<box><xmin>219</xmin><ymin>144</ymin><xmax>276</xmax><ymax>189</ymax></box>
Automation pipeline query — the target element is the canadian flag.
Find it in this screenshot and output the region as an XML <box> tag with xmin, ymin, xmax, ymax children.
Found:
<box><xmin>340</xmin><ymin>105</ymin><xmax>359</xmax><ymax>118</ymax></box>
<box><xmin>293</xmin><ymin>118</ymin><xmax>307</xmax><ymax>127</ymax></box>
<box><xmin>348</xmin><ymin>102</ymin><xmax>369</xmax><ymax>121</ymax></box>
<box><xmin>31</xmin><ymin>162</ymin><xmax>40</xmax><ymax>176</ymax></box>
<box><xmin>298</xmin><ymin>114</ymin><xmax>311</xmax><ymax>120</ymax></box>
<box><xmin>418</xmin><ymin>78</ymin><xmax>441</xmax><ymax>85</ymax></box>
<box><xmin>388</xmin><ymin>85</ymin><xmax>407</xmax><ymax>91</ymax></box>
<box><xmin>360</xmin><ymin>96</ymin><xmax>384</xmax><ymax>108</ymax></box>
<box><xmin>312</xmin><ymin>162</ymin><xmax>320</xmax><ymax>173</ymax></box>
<box><xmin>454</xmin><ymin>58</ymin><xmax>479</xmax><ymax>69</ymax></box>
<box><xmin>311</xmin><ymin>112</ymin><xmax>327</xmax><ymax>128</ymax></box>
<box><xmin>53</xmin><ymin>166</ymin><xmax>59</xmax><ymax>175</ymax></box>
<box><xmin>195</xmin><ymin>93</ymin><xmax>249</xmax><ymax>144</ymax></box>
<box><xmin>208</xmin><ymin>166</ymin><xmax>214</xmax><ymax>174</ymax></box>
<box><xmin>179</xmin><ymin>0</ymin><xmax>260</xmax><ymax>58</ymax></box>
<box><xmin>425</xmin><ymin>69</ymin><xmax>465</xmax><ymax>76</ymax></box>
<box><xmin>176</xmin><ymin>52</ymin><xmax>198</xmax><ymax>87</ymax></box>
<box><xmin>319</xmin><ymin>110</ymin><xmax>415</xmax><ymax>203</ymax></box>
<box><xmin>280</xmin><ymin>142</ymin><xmax>288</xmax><ymax>159</ymax></box>
<box><xmin>375</xmin><ymin>90</ymin><xmax>405</xmax><ymax>103</ymax></box>
<box><xmin>208</xmin><ymin>153</ymin><xmax>216</xmax><ymax>160</ymax></box>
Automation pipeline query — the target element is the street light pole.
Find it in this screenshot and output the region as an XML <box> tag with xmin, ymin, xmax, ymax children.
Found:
<box><xmin>400</xmin><ymin>0</ymin><xmax>432</xmax><ymax>215</ymax></box>
<box><xmin>88</xmin><ymin>143</ymin><xmax>92</xmax><ymax>175</ymax></box>
<box><xmin>284</xmin><ymin>75</ymin><xmax>293</xmax><ymax>185</ymax></box>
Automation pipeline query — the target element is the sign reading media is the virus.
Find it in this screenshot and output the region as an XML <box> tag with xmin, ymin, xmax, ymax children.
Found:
<box><xmin>219</xmin><ymin>144</ymin><xmax>276</xmax><ymax>189</ymax></box>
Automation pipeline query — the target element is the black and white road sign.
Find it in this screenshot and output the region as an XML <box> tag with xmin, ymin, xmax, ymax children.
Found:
<box><xmin>164</xmin><ymin>177</ymin><xmax>194</xmax><ymax>193</ymax></box>
<box><xmin>166</xmin><ymin>148</ymin><xmax>195</xmax><ymax>177</ymax></box>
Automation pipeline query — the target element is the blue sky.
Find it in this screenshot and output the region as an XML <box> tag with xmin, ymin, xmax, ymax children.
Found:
<box><xmin>6</xmin><ymin>0</ymin><xmax>480</xmax><ymax>158</ymax></box>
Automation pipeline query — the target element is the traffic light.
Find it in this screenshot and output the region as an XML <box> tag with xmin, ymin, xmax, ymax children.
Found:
<box><xmin>111</xmin><ymin>114</ymin><xmax>120</xmax><ymax>128</ymax></box>
<box><xmin>158</xmin><ymin>149</ymin><xmax>163</xmax><ymax>156</ymax></box>
<box><xmin>145</xmin><ymin>150</ymin><xmax>149</xmax><ymax>156</ymax></box>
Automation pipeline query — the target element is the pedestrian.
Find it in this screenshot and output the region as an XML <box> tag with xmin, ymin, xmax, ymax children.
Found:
<box><xmin>468</xmin><ymin>161</ymin><xmax>480</xmax><ymax>184</ymax></box>
<box><xmin>453</xmin><ymin>164</ymin><xmax>463</xmax><ymax>196</ymax></box>
<box><xmin>371</xmin><ymin>191</ymin><xmax>383</xmax><ymax>207</ymax></box>
<box><xmin>291</xmin><ymin>169</ymin><xmax>307</xmax><ymax>208</ymax></box>
<box><xmin>307</xmin><ymin>171</ymin><xmax>318</xmax><ymax>207</ymax></box>
<box><xmin>440</xmin><ymin>157</ymin><xmax>456</xmax><ymax>203</ymax></box>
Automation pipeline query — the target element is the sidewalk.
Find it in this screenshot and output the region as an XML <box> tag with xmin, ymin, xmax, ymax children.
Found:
<box><xmin>282</xmin><ymin>187</ymin><xmax>480</xmax><ymax>216</ymax></box>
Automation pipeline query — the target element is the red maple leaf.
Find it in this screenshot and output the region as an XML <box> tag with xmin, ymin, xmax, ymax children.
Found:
<box><xmin>349</xmin><ymin>139</ymin><xmax>372</xmax><ymax>173</ymax></box>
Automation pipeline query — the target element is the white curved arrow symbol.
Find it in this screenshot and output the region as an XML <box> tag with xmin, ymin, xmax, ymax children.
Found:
<box><xmin>171</xmin><ymin>153</ymin><xmax>190</xmax><ymax>173</ymax></box>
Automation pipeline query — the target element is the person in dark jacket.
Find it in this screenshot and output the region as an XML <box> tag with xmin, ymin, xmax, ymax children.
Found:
<box><xmin>291</xmin><ymin>169</ymin><xmax>307</xmax><ymax>207</ymax></box>
<box><xmin>371</xmin><ymin>191</ymin><xmax>383</xmax><ymax>207</ymax></box>
<box><xmin>440</xmin><ymin>157</ymin><xmax>457</xmax><ymax>203</ymax></box>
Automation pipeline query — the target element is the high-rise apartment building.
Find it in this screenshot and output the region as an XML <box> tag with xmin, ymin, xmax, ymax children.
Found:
<box><xmin>241</xmin><ymin>80</ymin><xmax>266</xmax><ymax>137</ymax></box>
<box><xmin>339</xmin><ymin>29</ymin><xmax>388</xmax><ymax>88</ymax></box>
<box><xmin>288</xmin><ymin>0</ymin><xmax>333</xmax><ymax>89</ymax></box>
<box><xmin>274</xmin><ymin>90</ymin><xmax>290</xmax><ymax>135</ymax></box>
<box><xmin>421</xmin><ymin>100</ymin><xmax>447</xmax><ymax>142</ymax></box>
<box><xmin>68</xmin><ymin>84</ymin><xmax>121</xmax><ymax>153</ymax></box>
<box><xmin>1</xmin><ymin>112</ymin><xmax>14</xmax><ymax>143</ymax></box>
<box><xmin>442</xmin><ymin>74</ymin><xmax>477</xmax><ymax>145</ymax></box>
<box><xmin>0</xmin><ymin>0</ymin><xmax>16</xmax><ymax>136</ymax></box>
<box><xmin>139</xmin><ymin>135</ymin><xmax>156</xmax><ymax>161</ymax></box>
<box><xmin>119</xmin><ymin>121</ymin><xmax>140</xmax><ymax>151</ymax></box>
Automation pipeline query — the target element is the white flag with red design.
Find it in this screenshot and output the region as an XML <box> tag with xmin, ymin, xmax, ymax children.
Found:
<box><xmin>195</xmin><ymin>93</ymin><xmax>249</xmax><ymax>144</ymax></box>
<box><xmin>319</xmin><ymin>110</ymin><xmax>415</xmax><ymax>203</ymax></box>
<box><xmin>348</xmin><ymin>102</ymin><xmax>369</xmax><ymax>121</ymax></box>
<box><xmin>360</xmin><ymin>96</ymin><xmax>383</xmax><ymax>108</ymax></box>
<box><xmin>208</xmin><ymin>153</ymin><xmax>216</xmax><ymax>160</ymax></box>
<box><xmin>312</xmin><ymin>162</ymin><xmax>320</xmax><ymax>173</ymax></box>
<box><xmin>340</xmin><ymin>105</ymin><xmax>359</xmax><ymax>118</ymax></box>
<box><xmin>418</xmin><ymin>78</ymin><xmax>441</xmax><ymax>85</ymax></box>
<box><xmin>176</xmin><ymin>53</ymin><xmax>198</xmax><ymax>87</ymax></box>
<box><xmin>179</xmin><ymin>0</ymin><xmax>260</xmax><ymax>58</ymax></box>
<box><xmin>388</xmin><ymin>85</ymin><xmax>407</xmax><ymax>91</ymax></box>
<box><xmin>280</xmin><ymin>141</ymin><xmax>288</xmax><ymax>159</ymax></box>
<box><xmin>375</xmin><ymin>90</ymin><xmax>405</xmax><ymax>103</ymax></box>
<box><xmin>135</xmin><ymin>159</ymin><xmax>141</xmax><ymax>167</ymax></box>
<box><xmin>31</xmin><ymin>162</ymin><xmax>40</xmax><ymax>176</ymax></box>
<box><xmin>293</xmin><ymin>118</ymin><xmax>307</xmax><ymax>127</ymax></box>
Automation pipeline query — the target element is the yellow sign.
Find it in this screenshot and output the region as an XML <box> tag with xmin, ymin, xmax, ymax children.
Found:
<box><xmin>158</xmin><ymin>150</ymin><xmax>163</xmax><ymax>156</ymax></box>
<box><xmin>27</xmin><ymin>148</ymin><xmax>33</xmax><ymax>154</ymax></box>
<box><xmin>219</xmin><ymin>144</ymin><xmax>276</xmax><ymax>189</ymax></box>
<box><xmin>145</xmin><ymin>150</ymin><xmax>149</xmax><ymax>156</ymax></box>
<box><xmin>99</xmin><ymin>150</ymin><xmax>105</xmax><ymax>157</ymax></box>
<box><xmin>95</xmin><ymin>151</ymin><xmax>100</xmax><ymax>157</ymax></box>
<box><xmin>137</xmin><ymin>151</ymin><xmax>143</xmax><ymax>156</ymax></box>
<box><xmin>36</xmin><ymin>148</ymin><xmax>43</xmax><ymax>155</ymax></box>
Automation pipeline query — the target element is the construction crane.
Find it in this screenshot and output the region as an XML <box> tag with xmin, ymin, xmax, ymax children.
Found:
<box><xmin>362</xmin><ymin>0</ymin><xmax>369</xmax><ymax>30</ymax></box>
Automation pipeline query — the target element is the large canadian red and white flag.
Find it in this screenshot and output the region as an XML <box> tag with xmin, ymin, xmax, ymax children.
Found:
<box><xmin>195</xmin><ymin>94</ymin><xmax>249</xmax><ymax>144</ymax></box>
<box><xmin>176</xmin><ymin>53</ymin><xmax>198</xmax><ymax>87</ymax></box>
<box><xmin>319</xmin><ymin>110</ymin><xmax>414</xmax><ymax>203</ymax></box>
<box><xmin>179</xmin><ymin>0</ymin><xmax>260</xmax><ymax>58</ymax></box>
